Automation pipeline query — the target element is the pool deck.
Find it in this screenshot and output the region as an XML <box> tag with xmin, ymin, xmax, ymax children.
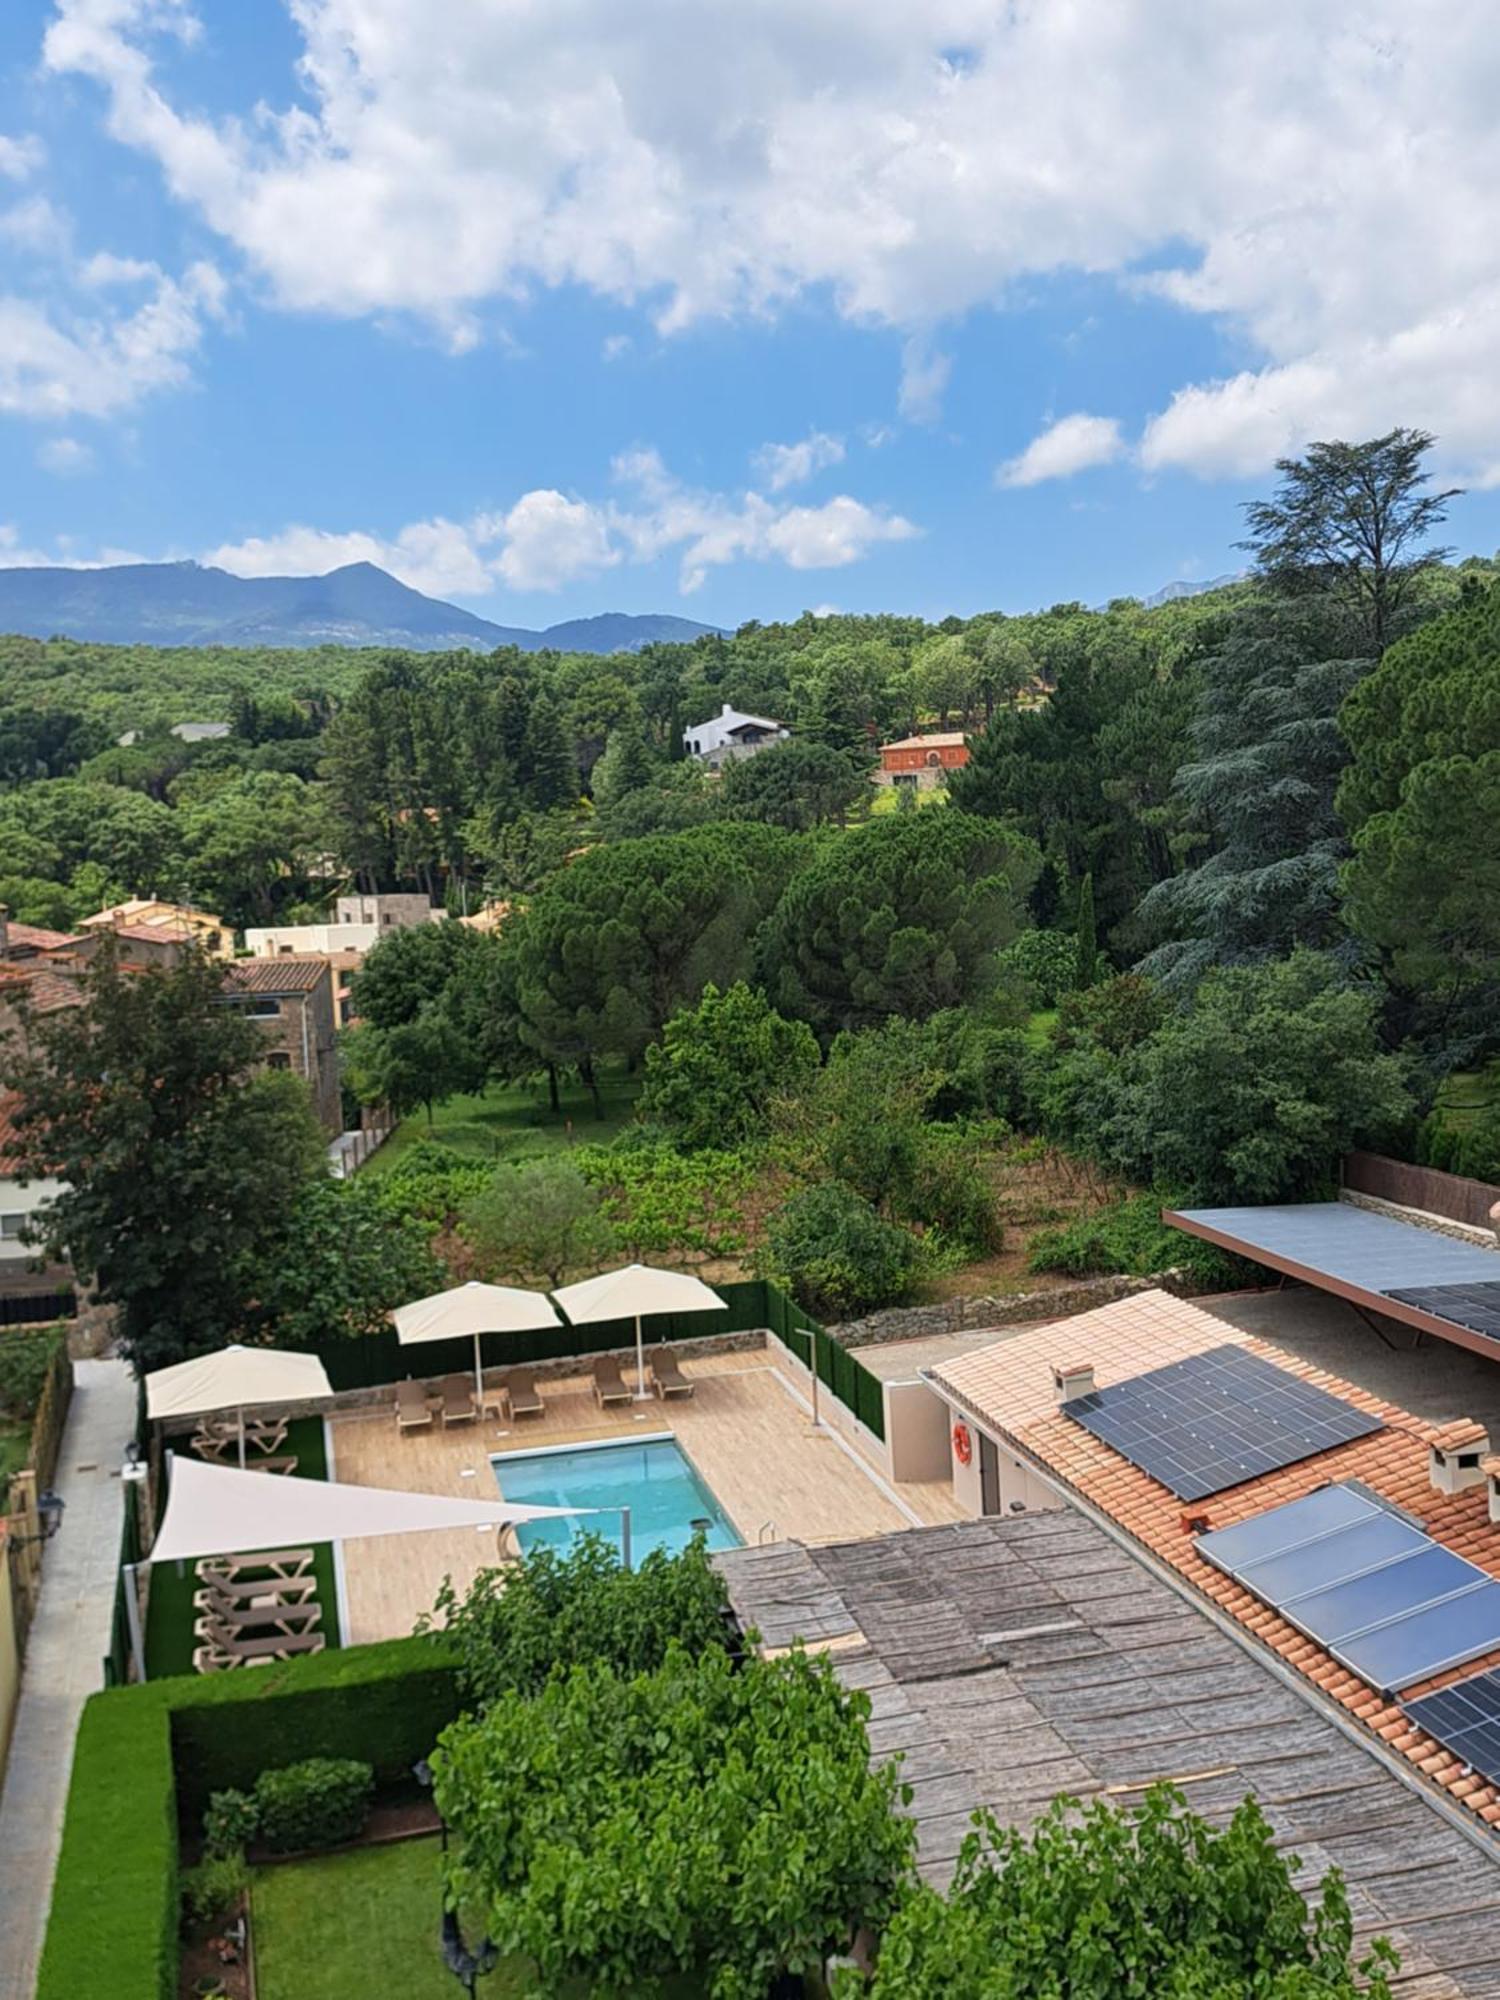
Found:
<box><xmin>328</xmin><ymin>1347</ymin><xmax>960</xmax><ymax>1644</ymax></box>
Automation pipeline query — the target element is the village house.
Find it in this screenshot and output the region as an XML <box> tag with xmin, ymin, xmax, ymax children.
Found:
<box><xmin>244</xmin><ymin>892</ymin><xmax>443</xmax><ymax>959</ymax></box>
<box><xmin>221</xmin><ymin>958</ymin><xmax>342</xmax><ymax>1134</ymax></box>
<box><xmin>683</xmin><ymin>701</ymin><xmax>789</xmax><ymax>768</ymax></box>
<box><xmin>876</xmin><ymin>730</ymin><xmax>970</xmax><ymax>790</ymax></box>
<box><xmin>78</xmin><ymin>898</ymin><xmax>232</xmax><ymax>958</ymax></box>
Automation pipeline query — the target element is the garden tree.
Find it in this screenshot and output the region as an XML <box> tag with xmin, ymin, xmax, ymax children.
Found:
<box><xmin>1241</xmin><ymin>427</ymin><xmax>1459</xmax><ymax>656</ymax></box>
<box><xmin>434</xmin><ymin>1647</ymin><xmax>915</xmax><ymax>2000</ymax></box>
<box><xmin>242</xmin><ymin>1176</ymin><xmax>443</xmax><ymax>1349</ymax></box>
<box><xmin>588</xmin><ymin>711</ymin><xmax>655</xmax><ymax>811</ymax></box>
<box><xmin>350</xmin><ymin>917</ymin><xmax>493</xmax><ymax>1031</ymax></box>
<box><xmin>717</xmin><ymin>737</ymin><xmax>868</xmax><ymax>831</ymax></box>
<box><xmin>759</xmin><ymin>810</ymin><xmax>1038</xmax><ymax>1039</ymax></box>
<box><xmin>0</xmin><ymin>946</ymin><xmax>326</xmax><ymax>1370</ymax></box>
<box><xmin>997</xmin><ymin>927</ymin><xmax>1078</xmax><ymax>1007</ymax></box>
<box><xmin>638</xmin><ymin>980</ymin><xmax>820</xmax><ymax>1149</ymax></box>
<box><xmin>907</xmin><ymin>630</ymin><xmax>978</xmax><ymax>726</ymax></box>
<box><xmin>426</xmin><ymin>1533</ymin><xmax>733</xmax><ymax>1708</ymax></box>
<box><xmin>521</xmin><ymin>692</ymin><xmax>578</xmax><ymax>809</ymax></box>
<box><xmin>855</xmin><ymin>1786</ymin><xmax>1395</xmax><ymax>2000</ymax></box>
<box><xmin>175</xmin><ymin>769</ymin><xmax>328</xmax><ymax>926</ymax></box>
<box><xmin>480</xmin><ymin>807</ymin><xmax>589</xmax><ymax>899</ymax></box>
<box><xmin>595</xmin><ymin>761</ymin><xmax>714</xmax><ymax>839</ymax></box>
<box><xmin>1073</xmin><ymin>870</ymin><xmax>1098</xmax><ymax>988</ymax></box>
<box><xmin>1051</xmin><ymin>971</ymin><xmax>1166</xmax><ymax>1056</ymax></box>
<box><xmin>462</xmin><ymin>1158</ymin><xmax>615</xmax><ymax>1287</ymax></box>
<box><xmin>1339</xmin><ymin>586</ymin><xmax>1500</xmax><ymax>1053</ymax></box>
<box><xmin>1105</xmin><ymin>950</ymin><xmax>1413</xmax><ymax>1203</ymax></box>
<box><xmin>1134</xmin><ymin>599</ymin><xmax>1372</xmax><ymax>991</ymax></box>
<box><xmin>759</xmin><ymin>1180</ymin><xmax>920</xmax><ymax>1316</ymax></box>
<box><xmin>506</xmin><ymin>826</ymin><xmax>797</xmax><ymax>1098</ymax></box>
<box><xmin>341</xmin><ymin>1010</ymin><xmax>482</xmax><ymax>1126</ymax></box>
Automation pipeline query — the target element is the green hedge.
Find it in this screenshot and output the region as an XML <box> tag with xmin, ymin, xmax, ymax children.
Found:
<box><xmin>36</xmin><ymin>1636</ymin><xmax>462</xmax><ymax>2000</ymax></box>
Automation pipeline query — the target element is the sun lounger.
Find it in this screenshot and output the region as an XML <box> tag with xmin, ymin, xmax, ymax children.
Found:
<box><xmin>245</xmin><ymin>1454</ymin><xmax>299</xmax><ymax>1476</ymax></box>
<box><xmin>440</xmin><ymin>1374</ymin><xmax>479</xmax><ymax>1427</ymax></box>
<box><xmin>649</xmin><ymin>1348</ymin><xmax>695</xmax><ymax>1399</ymax></box>
<box><xmin>192</xmin><ymin>1628</ymin><xmax>326</xmax><ymax>1673</ymax></box>
<box><xmin>504</xmin><ymin>1369</ymin><xmax>543</xmax><ymax>1419</ymax></box>
<box><xmin>396</xmin><ymin>1378</ymin><xmax>435</xmax><ymax>1432</ymax></box>
<box><xmin>592</xmin><ymin>1354</ymin><xmax>633</xmax><ymax>1407</ymax></box>
<box><xmin>191</xmin><ymin>1428</ymin><xmax>232</xmax><ymax>1461</ymax></box>
<box><xmin>243</xmin><ymin>1415</ymin><xmax>290</xmax><ymax>1454</ymax></box>
<box><xmin>197</xmin><ymin>1548</ymin><xmax>314</xmax><ymax>1583</ymax></box>
<box><xmin>194</xmin><ymin>1573</ymin><xmax>319</xmax><ymax>1613</ymax></box>
<box><xmin>195</xmin><ymin>1600</ymin><xmax>322</xmax><ymax>1641</ymax></box>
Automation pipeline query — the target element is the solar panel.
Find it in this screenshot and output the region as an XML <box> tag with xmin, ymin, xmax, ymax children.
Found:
<box><xmin>1385</xmin><ymin>1281</ymin><xmax>1500</xmax><ymax>1345</ymax></box>
<box><xmin>1060</xmin><ymin>1345</ymin><xmax>1382</xmax><ymax>1502</ymax></box>
<box><xmin>1199</xmin><ymin>1482</ymin><xmax>1500</xmax><ymax>1693</ymax></box>
<box><xmin>1402</xmin><ymin>1669</ymin><xmax>1500</xmax><ymax>1788</ymax></box>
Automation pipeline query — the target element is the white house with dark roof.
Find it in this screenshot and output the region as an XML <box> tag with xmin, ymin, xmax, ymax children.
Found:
<box><xmin>682</xmin><ymin>702</ymin><xmax>788</xmax><ymax>769</ymax></box>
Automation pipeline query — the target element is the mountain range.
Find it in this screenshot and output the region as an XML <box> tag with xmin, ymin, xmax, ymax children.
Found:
<box><xmin>0</xmin><ymin>560</ymin><xmax>721</xmax><ymax>654</ymax></box>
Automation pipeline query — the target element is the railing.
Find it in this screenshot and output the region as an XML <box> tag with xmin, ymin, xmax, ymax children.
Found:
<box><xmin>1343</xmin><ymin>1151</ymin><xmax>1500</xmax><ymax>1233</ymax></box>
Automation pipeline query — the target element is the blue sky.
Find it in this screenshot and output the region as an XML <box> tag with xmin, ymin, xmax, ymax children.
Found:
<box><xmin>2</xmin><ymin>2</ymin><xmax>1498</xmax><ymax>628</ymax></box>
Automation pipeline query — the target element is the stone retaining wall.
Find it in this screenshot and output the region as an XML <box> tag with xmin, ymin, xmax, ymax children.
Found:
<box><xmin>827</xmin><ymin>1269</ymin><xmax>1194</xmax><ymax>1350</ymax></box>
<box><xmin>1340</xmin><ymin>1188</ymin><xmax>1500</xmax><ymax>1250</ymax></box>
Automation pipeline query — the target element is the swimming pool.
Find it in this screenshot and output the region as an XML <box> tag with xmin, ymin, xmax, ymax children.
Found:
<box><xmin>493</xmin><ymin>1435</ymin><xmax>742</xmax><ymax>1562</ymax></box>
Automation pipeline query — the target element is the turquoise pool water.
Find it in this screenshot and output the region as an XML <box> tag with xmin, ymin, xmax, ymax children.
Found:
<box><xmin>494</xmin><ymin>1436</ymin><xmax>742</xmax><ymax>1561</ymax></box>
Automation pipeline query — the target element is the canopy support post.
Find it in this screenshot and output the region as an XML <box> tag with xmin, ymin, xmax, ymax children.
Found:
<box><xmin>633</xmin><ymin>1313</ymin><xmax>649</xmax><ymax>1401</ymax></box>
<box><xmin>472</xmin><ymin>1330</ymin><xmax>485</xmax><ymax>1410</ymax></box>
<box><xmin>122</xmin><ymin>1561</ymin><xmax>146</xmax><ymax>1684</ymax></box>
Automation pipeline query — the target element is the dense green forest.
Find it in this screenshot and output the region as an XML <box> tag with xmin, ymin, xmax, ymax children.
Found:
<box><xmin>8</xmin><ymin>431</ymin><xmax>1500</xmax><ymax>1345</ymax></box>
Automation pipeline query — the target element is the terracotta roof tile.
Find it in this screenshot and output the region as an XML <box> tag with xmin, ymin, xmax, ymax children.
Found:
<box><xmin>224</xmin><ymin>959</ymin><xmax>329</xmax><ymax>994</ymax></box>
<box><xmin>926</xmin><ymin>1288</ymin><xmax>1500</xmax><ymax>1834</ymax></box>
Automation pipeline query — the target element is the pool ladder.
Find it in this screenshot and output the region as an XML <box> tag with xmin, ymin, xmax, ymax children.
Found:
<box><xmin>757</xmin><ymin>1520</ymin><xmax>782</xmax><ymax>1545</ymax></box>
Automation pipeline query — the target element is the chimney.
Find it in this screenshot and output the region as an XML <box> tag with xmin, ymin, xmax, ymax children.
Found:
<box><xmin>1052</xmin><ymin>1361</ymin><xmax>1096</xmax><ymax>1406</ymax></box>
<box><xmin>1429</xmin><ymin>1420</ymin><xmax>1490</xmax><ymax>1495</ymax></box>
<box><xmin>1484</xmin><ymin>1457</ymin><xmax>1500</xmax><ymax>1526</ymax></box>
<box><xmin>722</xmin><ymin>702</ymin><xmax>733</xmax><ymax>717</ymax></box>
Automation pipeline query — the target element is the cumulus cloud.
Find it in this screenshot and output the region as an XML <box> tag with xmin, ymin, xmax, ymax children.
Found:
<box><xmin>0</xmin><ymin>257</ymin><xmax>224</xmax><ymax>419</ymax></box>
<box><xmin>39</xmin><ymin>0</ymin><xmax>1500</xmax><ymax>474</ymax></box>
<box><xmin>203</xmin><ymin>452</ymin><xmax>920</xmax><ymax>599</ymax></box>
<box><xmin>752</xmin><ymin>430</ymin><xmax>845</xmax><ymax>491</ymax></box>
<box><xmin>36</xmin><ymin>435</ymin><xmax>94</xmax><ymax>475</ymax></box>
<box><xmin>0</xmin><ymin>134</ymin><xmax>44</xmax><ymax>181</ymax></box>
<box><xmin>898</xmin><ymin>339</ymin><xmax>952</xmax><ymax>425</ymax></box>
<box><xmin>997</xmin><ymin>413</ymin><xmax>1124</xmax><ymax>488</ymax></box>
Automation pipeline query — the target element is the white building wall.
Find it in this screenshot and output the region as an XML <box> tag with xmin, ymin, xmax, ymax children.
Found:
<box><xmin>0</xmin><ymin>1176</ymin><xmax>64</xmax><ymax>1260</ymax></box>
<box><xmin>244</xmin><ymin>922</ymin><xmax>378</xmax><ymax>957</ymax></box>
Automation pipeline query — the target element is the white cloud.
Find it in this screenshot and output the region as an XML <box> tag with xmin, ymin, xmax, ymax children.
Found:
<box><xmin>752</xmin><ymin>430</ymin><xmax>845</xmax><ymax>492</ymax></box>
<box><xmin>40</xmin><ymin>1</ymin><xmax>1500</xmax><ymax>476</ymax></box>
<box><xmin>0</xmin><ymin>258</ymin><xmax>223</xmax><ymax>419</ymax></box>
<box><xmin>997</xmin><ymin>413</ymin><xmax>1124</xmax><ymax>488</ymax></box>
<box><xmin>898</xmin><ymin>339</ymin><xmax>951</xmax><ymax>424</ymax></box>
<box><xmin>200</xmin><ymin>451</ymin><xmax>920</xmax><ymax>599</ymax></box>
<box><xmin>36</xmin><ymin>435</ymin><xmax>94</xmax><ymax>475</ymax></box>
<box><xmin>0</xmin><ymin>134</ymin><xmax>44</xmax><ymax>182</ymax></box>
<box><xmin>601</xmin><ymin>333</ymin><xmax>631</xmax><ymax>361</ymax></box>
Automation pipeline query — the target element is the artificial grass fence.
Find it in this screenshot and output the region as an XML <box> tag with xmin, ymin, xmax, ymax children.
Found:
<box><xmin>36</xmin><ymin>1636</ymin><xmax>462</xmax><ymax>2000</ymax></box>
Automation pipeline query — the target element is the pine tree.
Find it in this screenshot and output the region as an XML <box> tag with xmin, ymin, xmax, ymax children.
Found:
<box><xmin>1074</xmin><ymin>870</ymin><xmax>1098</xmax><ymax>989</ymax></box>
<box><xmin>522</xmin><ymin>695</ymin><xmax>578</xmax><ymax>811</ymax></box>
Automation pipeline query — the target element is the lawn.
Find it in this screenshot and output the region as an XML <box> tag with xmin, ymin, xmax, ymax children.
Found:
<box><xmin>363</xmin><ymin>1065</ymin><xmax>641</xmax><ymax>1180</ymax></box>
<box><xmin>145</xmin><ymin>1416</ymin><xmax>340</xmax><ymax>1679</ymax></box>
<box><xmin>252</xmin><ymin>1838</ymin><xmax>706</xmax><ymax>1999</ymax></box>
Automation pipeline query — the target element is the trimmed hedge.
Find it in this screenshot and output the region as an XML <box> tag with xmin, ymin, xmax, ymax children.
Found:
<box><xmin>36</xmin><ymin>1636</ymin><xmax>462</xmax><ymax>2000</ymax></box>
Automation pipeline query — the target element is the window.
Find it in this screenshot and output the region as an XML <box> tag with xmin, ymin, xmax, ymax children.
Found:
<box><xmin>0</xmin><ymin>1211</ymin><xmax>27</xmax><ymax>1241</ymax></box>
<box><xmin>926</xmin><ymin>750</ymin><xmax>942</xmax><ymax>767</ymax></box>
<box><xmin>242</xmin><ymin>998</ymin><xmax>281</xmax><ymax>1018</ymax></box>
<box><xmin>266</xmin><ymin>1051</ymin><xmax>292</xmax><ymax>1070</ymax></box>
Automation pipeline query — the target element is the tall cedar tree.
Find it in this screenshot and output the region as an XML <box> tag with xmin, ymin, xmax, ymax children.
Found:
<box><xmin>1074</xmin><ymin>871</ymin><xmax>1098</xmax><ymax>989</ymax></box>
<box><xmin>1239</xmin><ymin>428</ymin><xmax>1460</xmax><ymax>656</ymax></box>
<box><xmin>0</xmin><ymin>943</ymin><xmax>325</xmax><ymax>1370</ymax></box>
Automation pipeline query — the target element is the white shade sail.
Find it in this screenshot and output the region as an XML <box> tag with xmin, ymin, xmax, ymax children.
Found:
<box><xmin>145</xmin><ymin>1344</ymin><xmax>333</xmax><ymax>1423</ymax></box>
<box><xmin>392</xmin><ymin>1280</ymin><xmax>561</xmax><ymax>1344</ymax></box>
<box><xmin>552</xmin><ymin>1264</ymin><xmax>724</xmax><ymax>1325</ymax></box>
<box><xmin>149</xmin><ymin>1453</ymin><xmax>583</xmax><ymax>1566</ymax></box>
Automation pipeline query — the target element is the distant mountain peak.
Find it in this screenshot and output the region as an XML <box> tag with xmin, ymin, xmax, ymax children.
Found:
<box><xmin>0</xmin><ymin>559</ymin><xmax>722</xmax><ymax>655</ymax></box>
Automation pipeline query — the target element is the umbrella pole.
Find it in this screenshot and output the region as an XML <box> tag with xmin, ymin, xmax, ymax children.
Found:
<box><xmin>473</xmin><ymin>1331</ymin><xmax>485</xmax><ymax>1411</ymax></box>
<box><xmin>238</xmin><ymin>1407</ymin><xmax>246</xmax><ymax>1470</ymax></box>
<box><xmin>633</xmin><ymin>1313</ymin><xmax>648</xmax><ymax>1400</ymax></box>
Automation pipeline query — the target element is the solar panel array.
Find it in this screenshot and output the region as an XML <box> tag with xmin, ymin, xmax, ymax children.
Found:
<box><xmin>1059</xmin><ymin>1344</ymin><xmax>1382</xmax><ymax>1502</ymax></box>
<box><xmin>1385</xmin><ymin>1281</ymin><xmax>1500</xmax><ymax>1345</ymax></box>
<box><xmin>1402</xmin><ymin>1671</ymin><xmax>1500</xmax><ymax>1789</ymax></box>
<box><xmin>1198</xmin><ymin>1483</ymin><xmax>1500</xmax><ymax>1693</ymax></box>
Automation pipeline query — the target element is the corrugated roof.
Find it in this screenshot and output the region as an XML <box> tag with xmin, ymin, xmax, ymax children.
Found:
<box><xmin>224</xmin><ymin>959</ymin><xmax>329</xmax><ymax>994</ymax></box>
<box><xmin>926</xmin><ymin>1289</ymin><xmax>1500</xmax><ymax>1830</ymax></box>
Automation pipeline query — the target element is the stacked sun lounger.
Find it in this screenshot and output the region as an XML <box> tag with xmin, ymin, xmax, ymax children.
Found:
<box><xmin>191</xmin><ymin>1547</ymin><xmax>327</xmax><ymax>1672</ymax></box>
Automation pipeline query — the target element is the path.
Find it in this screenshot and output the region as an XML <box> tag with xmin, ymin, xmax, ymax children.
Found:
<box><xmin>0</xmin><ymin>1357</ymin><xmax>137</xmax><ymax>1999</ymax></box>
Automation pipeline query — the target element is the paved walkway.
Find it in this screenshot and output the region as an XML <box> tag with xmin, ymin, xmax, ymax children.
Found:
<box><xmin>0</xmin><ymin>1357</ymin><xmax>137</xmax><ymax>1999</ymax></box>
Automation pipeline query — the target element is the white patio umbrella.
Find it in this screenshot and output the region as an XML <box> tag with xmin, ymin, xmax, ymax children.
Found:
<box><xmin>552</xmin><ymin>1264</ymin><xmax>724</xmax><ymax>1401</ymax></box>
<box><xmin>145</xmin><ymin>1344</ymin><xmax>333</xmax><ymax>1467</ymax></box>
<box><xmin>391</xmin><ymin>1280</ymin><xmax>561</xmax><ymax>1405</ymax></box>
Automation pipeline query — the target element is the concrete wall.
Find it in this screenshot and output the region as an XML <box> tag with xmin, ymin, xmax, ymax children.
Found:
<box><xmin>245</xmin><ymin>922</ymin><xmax>377</xmax><ymax>956</ymax></box>
<box><xmin>763</xmin><ymin>1327</ymin><xmax>890</xmax><ymax>1478</ymax></box>
<box><xmin>885</xmin><ymin>1378</ymin><xmax>951</xmax><ymax>1483</ymax></box>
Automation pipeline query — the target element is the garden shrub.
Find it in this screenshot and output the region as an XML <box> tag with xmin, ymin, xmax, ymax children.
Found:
<box><xmin>638</xmin><ymin>979</ymin><xmax>820</xmax><ymax>1149</ymax></box>
<box><xmin>428</xmin><ymin>1530</ymin><xmax>732</xmax><ymax>1709</ymax></box>
<box><xmin>1026</xmin><ymin>1189</ymin><xmax>1250</xmax><ymax>1288</ymax></box>
<box><xmin>843</xmin><ymin>1786</ymin><xmax>1396</xmax><ymax>1999</ymax></box>
<box><xmin>0</xmin><ymin>1322</ymin><xmax>66</xmax><ymax>1420</ymax></box>
<box><xmin>179</xmin><ymin>1850</ymin><xmax>249</xmax><ymax>1932</ymax></box>
<box><xmin>574</xmin><ymin>1136</ymin><xmax>755</xmax><ymax>1264</ymax></box>
<box><xmin>202</xmin><ymin>1786</ymin><xmax>259</xmax><ymax>1856</ymax></box>
<box><xmin>434</xmin><ymin>1646</ymin><xmax>915</xmax><ymax>2000</ymax></box>
<box><xmin>372</xmin><ymin>1140</ymin><xmax>494</xmax><ymax>1225</ymax></box>
<box><xmin>999</xmin><ymin>927</ymin><xmax>1079</xmax><ymax>1006</ymax></box>
<box><xmin>253</xmin><ymin>1756</ymin><xmax>374</xmax><ymax>1854</ymax></box>
<box><xmin>759</xmin><ymin>1181</ymin><xmax>919</xmax><ymax>1317</ymax></box>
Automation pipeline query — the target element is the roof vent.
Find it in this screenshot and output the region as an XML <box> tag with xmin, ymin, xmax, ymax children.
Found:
<box><xmin>1430</xmin><ymin>1420</ymin><xmax>1490</xmax><ymax>1495</ymax></box>
<box><xmin>1052</xmin><ymin>1361</ymin><xmax>1095</xmax><ymax>1406</ymax></box>
<box><xmin>1483</xmin><ymin>1456</ymin><xmax>1500</xmax><ymax>1526</ymax></box>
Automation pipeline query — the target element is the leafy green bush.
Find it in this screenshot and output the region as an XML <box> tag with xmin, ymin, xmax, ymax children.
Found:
<box><xmin>638</xmin><ymin>979</ymin><xmax>820</xmax><ymax>1149</ymax></box>
<box><xmin>0</xmin><ymin>1323</ymin><xmax>66</xmax><ymax>1420</ymax></box>
<box><xmin>202</xmin><ymin>1787</ymin><xmax>258</xmax><ymax>1856</ymax></box>
<box><xmin>372</xmin><ymin>1140</ymin><xmax>495</xmax><ymax>1225</ymax></box>
<box><xmin>179</xmin><ymin>1850</ymin><xmax>249</xmax><ymax>1933</ymax></box>
<box><xmin>462</xmin><ymin>1157</ymin><xmax>615</xmax><ymax>1288</ymax></box>
<box><xmin>428</xmin><ymin>1531</ymin><xmax>731</xmax><ymax>1709</ymax></box>
<box><xmin>843</xmin><ymin>1787</ymin><xmax>1395</xmax><ymax>1999</ymax></box>
<box><xmin>434</xmin><ymin>1646</ymin><xmax>915</xmax><ymax>2000</ymax></box>
<box><xmin>999</xmin><ymin>928</ymin><xmax>1079</xmax><ymax>1006</ymax></box>
<box><xmin>574</xmin><ymin>1136</ymin><xmax>754</xmax><ymax>1263</ymax></box>
<box><xmin>252</xmin><ymin>1756</ymin><xmax>373</xmax><ymax>1854</ymax></box>
<box><xmin>1026</xmin><ymin>1190</ymin><xmax>1249</xmax><ymax>1288</ymax></box>
<box><xmin>760</xmin><ymin>1182</ymin><xmax>920</xmax><ymax>1317</ymax></box>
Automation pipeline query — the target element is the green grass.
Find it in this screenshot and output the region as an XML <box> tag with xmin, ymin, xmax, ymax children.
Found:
<box><xmin>363</xmin><ymin>1066</ymin><xmax>642</xmax><ymax>1181</ymax></box>
<box><xmin>251</xmin><ymin>1839</ymin><xmax>707</xmax><ymax>1999</ymax></box>
<box><xmin>1434</xmin><ymin>1061</ymin><xmax>1500</xmax><ymax>1132</ymax></box>
<box><xmin>145</xmin><ymin>1417</ymin><xmax>340</xmax><ymax>1679</ymax></box>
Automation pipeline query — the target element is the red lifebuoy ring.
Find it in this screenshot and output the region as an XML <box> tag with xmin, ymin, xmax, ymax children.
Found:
<box><xmin>952</xmin><ymin>1421</ymin><xmax>973</xmax><ymax>1467</ymax></box>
